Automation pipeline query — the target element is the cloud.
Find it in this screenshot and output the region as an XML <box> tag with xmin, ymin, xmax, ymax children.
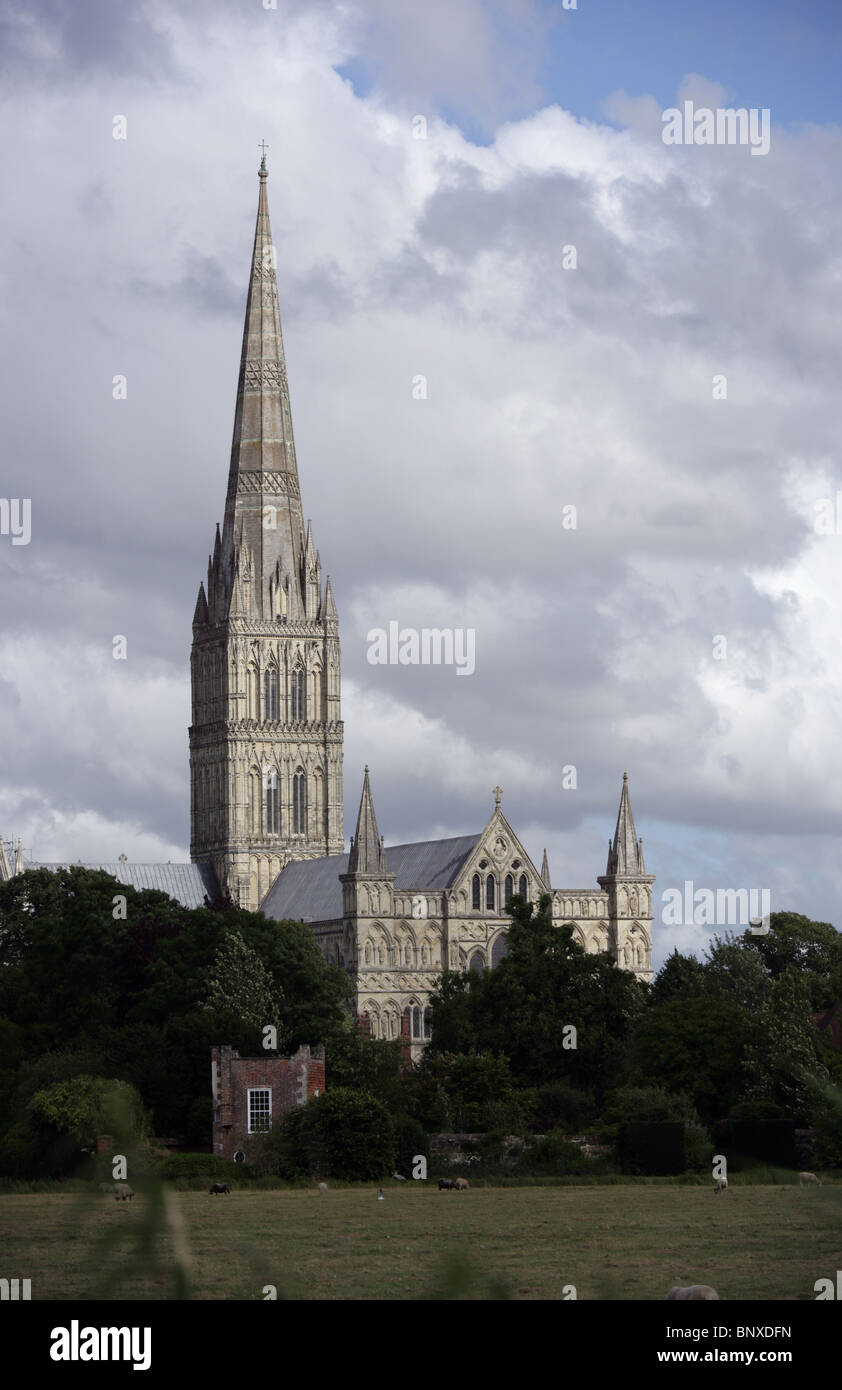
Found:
<box><xmin>0</xmin><ymin>8</ymin><xmax>840</xmax><ymax>969</ymax></box>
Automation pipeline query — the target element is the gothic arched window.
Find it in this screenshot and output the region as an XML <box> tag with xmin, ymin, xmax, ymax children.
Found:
<box><xmin>519</xmin><ymin>873</ymin><xmax>528</xmax><ymax>899</ymax></box>
<box><xmin>263</xmin><ymin>667</ymin><xmax>278</xmax><ymax>720</ymax></box>
<box><xmin>293</xmin><ymin>770</ymin><xmax>306</xmax><ymax>834</ymax></box>
<box><xmin>313</xmin><ymin>768</ymin><xmax>325</xmax><ymax>837</ymax></box>
<box><xmin>291</xmin><ymin>665</ymin><xmax>306</xmax><ymax>721</ymax></box>
<box><xmin>491</xmin><ymin>934</ymin><xmax>509</xmax><ymax>968</ymax></box>
<box><xmin>312</xmin><ymin>664</ymin><xmax>324</xmax><ymax>720</ymax></box>
<box><xmin>469</xmin><ymin>951</ymin><xmax>484</xmax><ymax>972</ymax></box>
<box><xmin>423</xmin><ymin>1007</ymin><xmax>432</xmax><ymax>1038</ymax></box>
<box><xmin>472</xmin><ymin>873</ymin><xmax>481</xmax><ymax>910</ymax></box>
<box><xmin>265</xmin><ymin>768</ymin><xmax>280</xmax><ymax>834</ymax></box>
<box><xmin>248</xmin><ymin>767</ymin><xmax>261</xmax><ymax>835</ymax></box>
<box><xmin>505</xmin><ymin>873</ymin><xmax>514</xmax><ymax>906</ymax></box>
<box><xmin>412</xmin><ymin>1006</ymin><xmax>421</xmax><ymax>1037</ymax></box>
<box><xmin>486</xmin><ymin>875</ymin><xmax>496</xmax><ymax>911</ymax></box>
<box><xmin>247</xmin><ymin>665</ymin><xmax>259</xmax><ymax>720</ymax></box>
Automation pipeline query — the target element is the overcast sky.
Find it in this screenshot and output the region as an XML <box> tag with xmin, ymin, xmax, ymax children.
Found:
<box><xmin>1</xmin><ymin>0</ymin><xmax>841</xmax><ymax>967</ymax></box>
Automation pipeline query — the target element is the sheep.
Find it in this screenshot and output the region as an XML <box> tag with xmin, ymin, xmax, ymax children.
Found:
<box><xmin>798</xmin><ymin>1171</ymin><xmax>821</xmax><ymax>1186</ymax></box>
<box><xmin>392</xmin><ymin>1172</ymin><xmax>407</xmax><ymax>1181</ymax></box>
<box><xmin>665</xmin><ymin>1285</ymin><xmax>720</xmax><ymax>1300</ymax></box>
<box><xmin>114</xmin><ymin>1184</ymin><xmax>134</xmax><ymax>1201</ymax></box>
<box><xmin>438</xmin><ymin>1178</ymin><xmax>455</xmax><ymax>1191</ymax></box>
<box><xmin>317</xmin><ymin>1182</ymin><xmax>328</xmax><ymax>1194</ymax></box>
<box><xmin>713</xmin><ymin>1177</ymin><xmax>728</xmax><ymax>1195</ymax></box>
<box><xmin>209</xmin><ymin>1182</ymin><xmax>230</xmax><ymax>1195</ymax></box>
<box><xmin>454</xmin><ymin>1178</ymin><xmax>470</xmax><ymax>1191</ymax></box>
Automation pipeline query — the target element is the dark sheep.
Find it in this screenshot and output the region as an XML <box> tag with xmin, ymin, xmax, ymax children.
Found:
<box><xmin>438</xmin><ymin>1178</ymin><xmax>455</xmax><ymax>1191</ymax></box>
<box><xmin>209</xmin><ymin>1182</ymin><xmax>231</xmax><ymax>1195</ymax></box>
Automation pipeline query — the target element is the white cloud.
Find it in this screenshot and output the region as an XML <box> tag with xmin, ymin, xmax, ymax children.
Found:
<box><xmin>0</xmin><ymin>8</ymin><xmax>840</xmax><ymax>949</ymax></box>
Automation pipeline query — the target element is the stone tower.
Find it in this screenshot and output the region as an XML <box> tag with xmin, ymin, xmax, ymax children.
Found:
<box><xmin>339</xmin><ymin>767</ymin><xmax>396</xmax><ymax>923</ymax></box>
<box><xmin>190</xmin><ymin>156</ymin><xmax>344</xmax><ymax>909</ymax></box>
<box><xmin>597</xmin><ymin>773</ymin><xmax>654</xmax><ymax>978</ymax></box>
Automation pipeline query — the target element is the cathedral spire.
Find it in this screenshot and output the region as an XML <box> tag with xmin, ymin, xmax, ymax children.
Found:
<box><xmin>347</xmin><ymin>767</ymin><xmax>387</xmax><ymax>874</ymax></box>
<box><xmin>189</xmin><ymin>159</ymin><xmax>344</xmax><ymax>910</ymax></box>
<box><xmin>541</xmin><ymin>848</ymin><xmax>551</xmax><ymax>890</ymax></box>
<box><xmin>605</xmin><ymin>772</ymin><xmax>644</xmax><ymax>874</ymax></box>
<box><xmin>219</xmin><ymin>155</ymin><xmax>305</xmax><ymax>619</ymax></box>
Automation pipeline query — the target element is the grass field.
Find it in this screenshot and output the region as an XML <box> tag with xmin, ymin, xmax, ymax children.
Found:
<box><xmin>2</xmin><ymin>1184</ymin><xmax>839</xmax><ymax>1300</ymax></box>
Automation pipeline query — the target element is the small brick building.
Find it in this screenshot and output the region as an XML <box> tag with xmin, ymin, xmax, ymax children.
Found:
<box><xmin>211</xmin><ymin>1044</ymin><xmax>325</xmax><ymax>1161</ymax></box>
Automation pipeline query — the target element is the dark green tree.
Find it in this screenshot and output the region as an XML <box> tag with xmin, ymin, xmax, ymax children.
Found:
<box><xmin>426</xmin><ymin>893</ymin><xmax>645</xmax><ymax>1100</ymax></box>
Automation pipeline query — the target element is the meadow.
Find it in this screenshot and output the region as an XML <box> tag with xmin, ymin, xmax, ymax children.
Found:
<box><xmin>1</xmin><ymin>1181</ymin><xmax>839</xmax><ymax>1300</ymax></box>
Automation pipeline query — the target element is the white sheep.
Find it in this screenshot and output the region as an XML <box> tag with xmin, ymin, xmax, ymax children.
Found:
<box><xmin>666</xmin><ymin>1285</ymin><xmax>720</xmax><ymax>1300</ymax></box>
<box><xmin>713</xmin><ymin>1177</ymin><xmax>728</xmax><ymax>1195</ymax></box>
<box><xmin>798</xmin><ymin>1171</ymin><xmax>821</xmax><ymax>1186</ymax></box>
<box><xmin>317</xmin><ymin>1182</ymin><xmax>328</xmax><ymax>1194</ymax></box>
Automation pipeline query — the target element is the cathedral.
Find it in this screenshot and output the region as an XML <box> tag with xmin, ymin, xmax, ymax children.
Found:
<box><xmin>3</xmin><ymin>158</ymin><xmax>654</xmax><ymax>1055</ymax></box>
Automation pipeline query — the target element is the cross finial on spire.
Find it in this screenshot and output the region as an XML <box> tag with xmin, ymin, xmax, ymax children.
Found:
<box><xmin>258</xmin><ymin>140</ymin><xmax>269</xmax><ymax>177</ymax></box>
<box><xmin>493</xmin><ymin>785</ymin><xmax>503</xmax><ymax>809</ymax></box>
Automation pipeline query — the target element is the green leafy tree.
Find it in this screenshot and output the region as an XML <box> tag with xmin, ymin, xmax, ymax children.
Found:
<box><xmin>267</xmin><ymin>1087</ymin><xmax>396</xmax><ymax>1181</ymax></box>
<box><xmin>649</xmin><ymin>950</ymin><xmax>707</xmax><ymax>1005</ymax></box>
<box><xmin>703</xmin><ymin>934</ymin><xmax>773</xmax><ymax>1013</ymax></box>
<box><xmin>750</xmin><ymin>912</ymin><xmax>842</xmax><ymax>1010</ymax></box>
<box><xmin>427</xmin><ymin>894</ymin><xmax>645</xmax><ymax>1100</ymax></box>
<box><xmin>29</xmin><ymin>1074</ymin><xmax>145</xmax><ymax>1149</ymax></box>
<box><xmin>201</xmin><ymin>929</ymin><xmax>283</xmax><ymax>1044</ymax></box>
<box><xmin>627</xmin><ymin>995</ymin><xmax>758</xmax><ymax>1123</ymax></box>
<box><xmin>0</xmin><ymin>870</ymin><xmax>352</xmax><ymax>1152</ymax></box>
<box><xmin>416</xmin><ymin>1052</ymin><xmax>526</xmax><ymax>1132</ymax></box>
<box><xmin>743</xmin><ymin>968</ymin><xmax>829</xmax><ymax>1122</ymax></box>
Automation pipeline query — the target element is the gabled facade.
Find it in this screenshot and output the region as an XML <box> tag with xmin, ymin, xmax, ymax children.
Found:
<box><xmin>263</xmin><ymin>769</ymin><xmax>654</xmax><ymax>1060</ymax></box>
<box><xmin>189</xmin><ymin>157</ymin><xmax>343</xmax><ymax>909</ymax></box>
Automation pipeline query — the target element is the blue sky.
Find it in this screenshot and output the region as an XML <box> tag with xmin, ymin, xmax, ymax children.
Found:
<box><xmin>340</xmin><ymin>0</ymin><xmax>842</xmax><ymax>140</ymax></box>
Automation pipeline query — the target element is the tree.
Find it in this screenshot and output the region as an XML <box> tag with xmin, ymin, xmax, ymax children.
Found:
<box><xmin>0</xmin><ymin>869</ymin><xmax>352</xmax><ymax>1150</ymax></box>
<box><xmin>29</xmin><ymin>1075</ymin><xmax>145</xmax><ymax>1150</ymax></box>
<box><xmin>426</xmin><ymin>894</ymin><xmax>645</xmax><ymax>1101</ymax></box>
<box><xmin>649</xmin><ymin>950</ymin><xmax>707</xmax><ymax>1006</ymax></box>
<box><xmin>267</xmin><ymin>1088</ymin><xmax>396</xmax><ymax>1181</ymax></box>
<box><xmin>703</xmin><ymin>934</ymin><xmax>772</xmax><ymax>1013</ymax></box>
<box><xmin>627</xmin><ymin>995</ymin><xmax>758</xmax><ymax>1123</ymax></box>
<box><xmin>201</xmin><ymin>930</ymin><xmax>283</xmax><ymax>1045</ymax></box>
<box><xmin>750</xmin><ymin>913</ymin><xmax>842</xmax><ymax>1010</ymax></box>
<box><xmin>416</xmin><ymin>1052</ymin><xmax>526</xmax><ymax>1133</ymax></box>
<box><xmin>743</xmin><ymin>968</ymin><xmax>829</xmax><ymax>1122</ymax></box>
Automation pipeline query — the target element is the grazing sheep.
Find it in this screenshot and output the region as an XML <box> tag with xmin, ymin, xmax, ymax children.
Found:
<box><xmin>454</xmin><ymin>1178</ymin><xmax>470</xmax><ymax>1191</ymax></box>
<box><xmin>713</xmin><ymin>1177</ymin><xmax>728</xmax><ymax>1195</ymax></box>
<box><xmin>799</xmin><ymin>1171</ymin><xmax>821</xmax><ymax>1186</ymax></box>
<box><xmin>438</xmin><ymin>1178</ymin><xmax>455</xmax><ymax>1191</ymax></box>
<box><xmin>393</xmin><ymin>1172</ymin><xmax>407</xmax><ymax>1181</ymax></box>
<box><xmin>317</xmin><ymin>1182</ymin><xmax>328</xmax><ymax>1194</ymax></box>
<box><xmin>666</xmin><ymin>1285</ymin><xmax>720</xmax><ymax>1301</ymax></box>
<box><xmin>209</xmin><ymin>1182</ymin><xmax>230</xmax><ymax>1195</ymax></box>
<box><xmin>114</xmin><ymin>1184</ymin><xmax>134</xmax><ymax>1201</ymax></box>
